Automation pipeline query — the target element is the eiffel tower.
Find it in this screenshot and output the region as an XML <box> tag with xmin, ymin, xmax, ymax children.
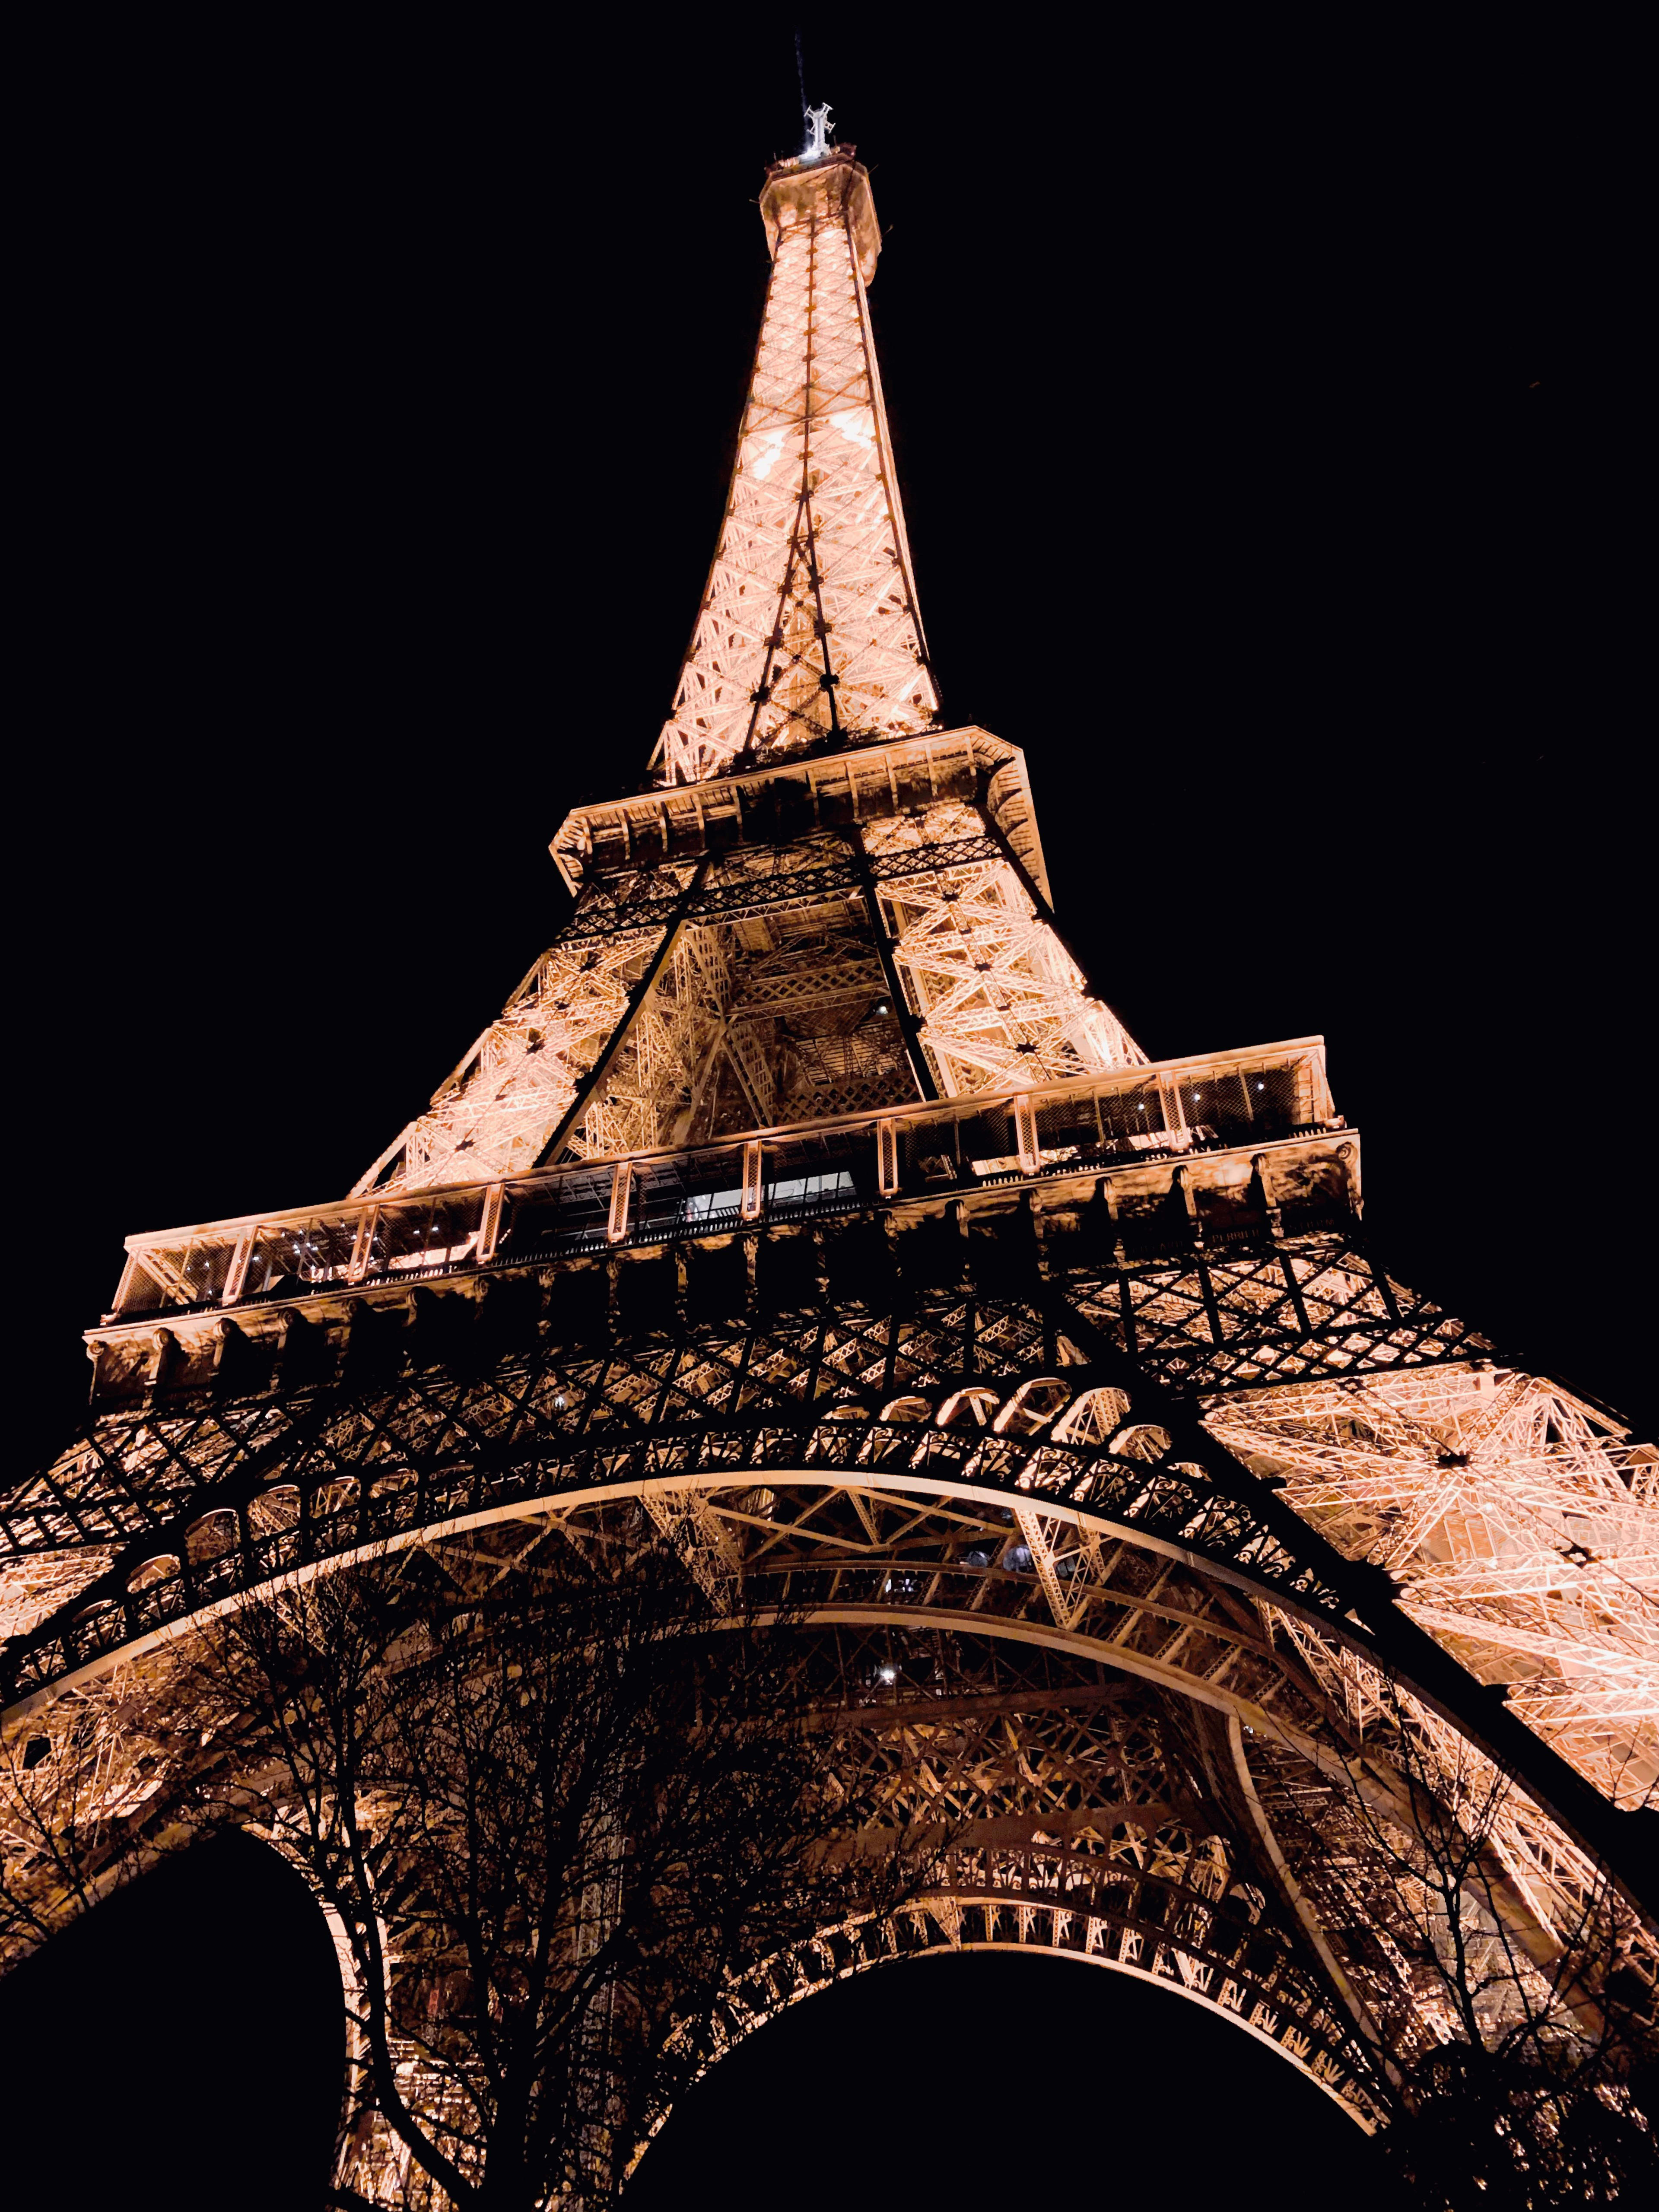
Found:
<box><xmin>3</xmin><ymin>137</ymin><xmax>1654</xmax><ymax>2199</ymax></box>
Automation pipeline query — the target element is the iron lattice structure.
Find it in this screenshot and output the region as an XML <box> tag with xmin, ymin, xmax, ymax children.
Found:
<box><xmin>3</xmin><ymin>144</ymin><xmax>1655</xmax><ymax>2200</ymax></box>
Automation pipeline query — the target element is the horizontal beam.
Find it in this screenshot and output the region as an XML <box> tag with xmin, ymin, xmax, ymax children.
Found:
<box><xmin>552</xmin><ymin>725</ymin><xmax>1054</xmax><ymax>906</ymax></box>
<box><xmin>113</xmin><ymin>1036</ymin><xmax>1330</xmax><ymax>1260</ymax></box>
<box><xmin>94</xmin><ymin>1120</ymin><xmax>1354</xmax><ymax>1339</ymax></box>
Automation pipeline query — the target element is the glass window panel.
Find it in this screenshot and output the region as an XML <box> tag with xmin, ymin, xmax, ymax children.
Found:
<box><xmin>245</xmin><ymin>1214</ymin><xmax>357</xmax><ymax>1295</ymax></box>
<box><xmin>672</xmin><ymin>1143</ymin><xmax>747</xmax><ymax>1233</ymax></box>
<box><xmin>502</xmin><ymin>1168</ymin><xmax>612</xmax><ymax>1259</ymax></box>
<box><xmin>1245</xmin><ymin>1062</ymin><xmax>1303</xmax><ymax>1138</ymax></box>
<box><xmin>1095</xmin><ymin>1077</ymin><xmax>1168</xmax><ymax>1147</ymax></box>
<box><xmin>1034</xmin><ymin>1093</ymin><xmax>1099</xmax><ymax>1160</ymax></box>
<box><xmin>138</xmin><ymin>1241</ymin><xmax>196</xmax><ymax>1307</ymax></box>
<box><xmin>767</xmin><ymin>1169</ymin><xmax>858</xmax><ymax>1216</ymax></box>
<box><xmin>957</xmin><ymin>1106</ymin><xmax>1016</xmax><ymax>1173</ymax></box>
<box><xmin>117</xmin><ymin>1258</ymin><xmax>168</xmax><ymax>1315</ymax></box>
<box><xmin>1199</xmin><ymin>1070</ymin><xmax>1259</xmax><ymax>1145</ymax></box>
<box><xmin>899</xmin><ymin>1109</ymin><xmax>960</xmax><ymax>1189</ymax></box>
<box><xmin>177</xmin><ymin>1239</ymin><xmax>237</xmax><ymax>1305</ymax></box>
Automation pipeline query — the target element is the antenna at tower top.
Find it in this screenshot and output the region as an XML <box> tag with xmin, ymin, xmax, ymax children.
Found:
<box><xmin>792</xmin><ymin>26</ymin><xmax>831</xmax><ymax>162</ymax></box>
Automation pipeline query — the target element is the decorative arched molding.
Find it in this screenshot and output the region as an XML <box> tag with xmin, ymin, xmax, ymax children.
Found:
<box><xmin>639</xmin><ymin>1889</ymin><xmax>1384</xmax><ymax>2176</ymax></box>
<box><xmin>0</xmin><ymin>1458</ymin><xmax>1510</xmax><ymax>1751</ymax></box>
<box><xmin>8</xmin><ymin>1452</ymin><xmax>1634</xmax><ymax>1949</ymax></box>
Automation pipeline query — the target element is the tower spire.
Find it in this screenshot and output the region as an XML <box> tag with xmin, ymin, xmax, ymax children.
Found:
<box><xmin>650</xmin><ymin>147</ymin><xmax>937</xmax><ymax>786</ymax></box>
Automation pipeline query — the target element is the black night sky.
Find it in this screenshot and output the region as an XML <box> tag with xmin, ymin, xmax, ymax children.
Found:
<box><xmin>3</xmin><ymin>19</ymin><xmax>1639</xmax><ymax>2209</ymax></box>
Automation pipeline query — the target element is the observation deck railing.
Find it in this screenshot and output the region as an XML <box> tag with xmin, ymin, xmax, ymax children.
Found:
<box><xmin>107</xmin><ymin>1039</ymin><xmax>1335</xmax><ymax>1324</ymax></box>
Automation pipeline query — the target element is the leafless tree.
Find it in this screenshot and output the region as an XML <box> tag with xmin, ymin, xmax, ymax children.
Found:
<box><xmin>137</xmin><ymin>1518</ymin><xmax>942</xmax><ymax>2210</ymax></box>
<box><xmin>1265</xmin><ymin>1675</ymin><xmax>1658</xmax><ymax>2208</ymax></box>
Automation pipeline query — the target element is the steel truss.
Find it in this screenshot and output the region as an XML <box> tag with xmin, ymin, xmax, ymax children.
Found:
<box><xmin>3</xmin><ymin>138</ymin><xmax>1655</xmax><ymax>2208</ymax></box>
<box><xmin>7</xmin><ymin>1220</ymin><xmax>1653</xmax><ymax>1847</ymax></box>
<box><xmin>352</xmin><ymin>802</ymin><xmax>1141</xmax><ymax>1198</ymax></box>
<box><xmin>649</xmin><ymin>150</ymin><xmax>935</xmax><ymax>786</ymax></box>
<box><xmin>673</xmin><ymin>1636</ymin><xmax>1387</xmax><ymax>2133</ymax></box>
<box><xmin>1211</xmin><ymin>1370</ymin><xmax>1658</xmax><ymax>1809</ymax></box>
<box><xmin>7</xmin><ymin>1224</ymin><xmax>1654</xmax><ymax>1844</ymax></box>
<box><xmin>289</xmin><ymin>1621</ymin><xmax>1394</xmax><ymax>2199</ymax></box>
<box><xmin>6</xmin><ymin>1231</ymin><xmax>1655</xmax><ymax>2198</ymax></box>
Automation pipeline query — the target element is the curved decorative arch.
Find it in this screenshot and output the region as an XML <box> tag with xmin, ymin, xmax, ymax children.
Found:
<box><xmin>720</xmin><ymin>1920</ymin><xmax>1382</xmax><ymax>2128</ymax></box>
<box><xmin>0</xmin><ymin>1424</ymin><xmax>1573</xmax><ymax>1781</ymax></box>
<box><xmin>0</xmin><ymin>1437</ymin><xmax>1370</xmax><ymax>1733</ymax></box>
<box><xmin>6</xmin><ymin>1223</ymin><xmax>1653</xmax><ymax>2211</ymax></box>
<box><xmin>7</xmin><ymin>1429</ymin><xmax>1646</xmax><ymax>2208</ymax></box>
<box><xmin>8</xmin><ymin>1411</ymin><xmax>1632</xmax><ymax>2022</ymax></box>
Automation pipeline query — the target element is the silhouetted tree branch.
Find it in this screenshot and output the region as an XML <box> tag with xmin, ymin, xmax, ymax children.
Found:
<box><xmin>165</xmin><ymin>1518</ymin><xmax>938</xmax><ymax>2209</ymax></box>
<box><xmin>1270</xmin><ymin>1678</ymin><xmax>1658</xmax><ymax>2208</ymax></box>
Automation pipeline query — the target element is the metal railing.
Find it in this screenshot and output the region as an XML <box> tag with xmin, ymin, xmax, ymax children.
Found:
<box><xmin>109</xmin><ymin>1039</ymin><xmax>1334</xmax><ymax>1321</ymax></box>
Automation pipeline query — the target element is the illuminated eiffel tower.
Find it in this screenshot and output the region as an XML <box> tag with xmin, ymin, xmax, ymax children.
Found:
<box><xmin>2</xmin><ymin>136</ymin><xmax>1654</xmax><ymax>2199</ymax></box>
